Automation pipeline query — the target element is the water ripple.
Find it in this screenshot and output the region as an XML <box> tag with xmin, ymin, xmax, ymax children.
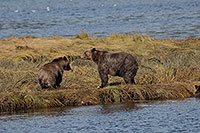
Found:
<box><xmin>0</xmin><ymin>0</ymin><xmax>199</xmax><ymax>39</ymax></box>
<box><xmin>1</xmin><ymin>98</ymin><xmax>200</xmax><ymax>132</ymax></box>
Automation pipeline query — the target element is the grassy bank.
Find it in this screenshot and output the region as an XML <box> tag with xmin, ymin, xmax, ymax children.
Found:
<box><xmin>0</xmin><ymin>32</ymin><xmax>200</xmax><ymax>112</ymax></box>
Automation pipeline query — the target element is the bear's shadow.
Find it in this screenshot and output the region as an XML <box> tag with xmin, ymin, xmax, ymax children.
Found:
<box><xmin>108</xmin><ymin>82</ymin><xmax>121</xmax><ymax>86</ymax></box>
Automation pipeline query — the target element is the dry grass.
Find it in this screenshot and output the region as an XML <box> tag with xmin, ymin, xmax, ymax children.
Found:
<box><xmin>0</xmin><ymin>32</ymin><xmax>200</xmax><ymax>112</ymax></box>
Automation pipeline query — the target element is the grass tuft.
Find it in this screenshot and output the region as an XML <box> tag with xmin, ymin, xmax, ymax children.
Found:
<box><xmin>75</xmin><ymin>30</ymin><xmax>91</xmax><ymax>40</ymax></box>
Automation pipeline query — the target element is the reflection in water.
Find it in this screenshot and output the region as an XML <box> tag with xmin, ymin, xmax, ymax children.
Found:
<box><xmin>100</xmin><ymin>103</ymin><xmax>138</xmax><ymax>114</ymax></box>
<box><xmin>1</xmin><ymin>98</ymin><xmax>200</xmax><ymax>132</ymax></box>
<box><xmin>66</xmin><ymin>103</ymin><xmax>141</xmax><ymax>116</ymax></box>
<box><xmin>0</xmin><ymin>102</ymin><xmax>140</xmax><ymax>119</ymax></box>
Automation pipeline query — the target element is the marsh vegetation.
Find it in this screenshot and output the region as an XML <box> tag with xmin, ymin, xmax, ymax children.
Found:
<box><xmin>0</xmin><ymin>32</ymin><xmax>200</xmax><ymax>112</ymax></box>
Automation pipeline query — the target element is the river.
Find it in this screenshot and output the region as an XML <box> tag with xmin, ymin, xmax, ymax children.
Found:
<box><xmin>0</xmin><ymin>98</ymin><xmax>200</xmax><ymax>133</ymax></box>
<box><xmin>0</xmin><ymin>0</ymin><xmax>199</xmax><ymax>39</ymax></box>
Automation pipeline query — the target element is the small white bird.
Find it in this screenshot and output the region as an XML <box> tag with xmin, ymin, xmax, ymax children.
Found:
<box><xmin>14</xmin><ymin>10</ymin><xmax>19</xmax><ymax>13</ymax></box>
<box><xmin>32</xmin><ymin>10</ymin><xmax>36</xmax><ymax>13</ymax></box>
<box><xmin>46</xmin><ymin>7</ymin><xmax>50</xmax><ymax>12</ymax></box>
<box><xmin>113</xmin><ymin>4</ymin><xmax>117</xmax><ymax>7</ymax></box>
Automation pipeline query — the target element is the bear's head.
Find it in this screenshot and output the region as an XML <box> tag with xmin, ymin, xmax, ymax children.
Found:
<box><xmin>80</xmin><ymin>48</ymin><xmax>96</xmax><ymax>60</ymax></box>
<box><xmin>62</xmin><ymin>56</ymin><xmax>71</xmax><ymax>70</ymax></box>
<box><xmin>53</xmin><ymin>56</ymin><xmax>71</xmax><ymax>70</ymax></box>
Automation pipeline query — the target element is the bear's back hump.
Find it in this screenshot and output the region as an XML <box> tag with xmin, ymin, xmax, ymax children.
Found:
<box><xmin>108</xmin><ymin>52</ymin><xmax>134</xmax><ymax>60</ymax></box>
<box><xmin>106</xmin><ymin>52</ymin><xmax>137</xmax><ymax>66</ymax></box>
<box><xmin>39</xmin><ymin>62</ymin><xmax>59</xmax><ymax>73</ymax></box>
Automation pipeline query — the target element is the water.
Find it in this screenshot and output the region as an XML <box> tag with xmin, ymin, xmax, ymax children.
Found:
<box><xmin>1</xmin><ymin>98</ymin><xmax>200</xmax><ymax>133</ymax></box>
<box><xmin>0</xmin><ymin>0</ymin><xmax>200</xmax><ymax>39</ymax></box>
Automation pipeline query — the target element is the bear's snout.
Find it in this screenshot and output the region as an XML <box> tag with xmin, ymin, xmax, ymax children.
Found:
<box><xmin>80</xmin><ymin>54</ymin><xmax>85</xmax><ymax>59</ymax></box>
<box><xmin>64</xmin><ymin>64</ymin><xmax>71</xmax><ymax>70</ymax></box>
<box><xmin>80</xmin><ymin>53</ymin><xmax>90</xmax><ymax>60</ymax></box>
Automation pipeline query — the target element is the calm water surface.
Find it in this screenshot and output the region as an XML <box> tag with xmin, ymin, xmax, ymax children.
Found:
<box><xmin>0</xmin><ymin>0</ymin><xmax>200</xmax><ymax>39</ymax></box>
<box><xmin>1</xmin><ymin>98</ymin><xmax>200</xmax><ymax>133</ymax></box>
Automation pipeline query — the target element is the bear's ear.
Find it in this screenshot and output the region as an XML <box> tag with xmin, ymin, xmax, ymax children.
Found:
<box><xmin>63</xmin><ymin>56</ymin><xmax>67</xmax><ymax>61</ymax></box>
<box><xmin>91</xmin><ymin>48</ymin><xmax>96</xmax><ymax>52</ymax></box>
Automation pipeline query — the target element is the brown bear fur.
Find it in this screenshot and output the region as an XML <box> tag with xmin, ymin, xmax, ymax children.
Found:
<box><xmin>38</xmin><ymin>56</ymin><xmax>71</xmax><ymax>89</ymax></box>
<box><xmin>81</xmin><ymin>48</ymin><xmax>138</xmax><ymax>88</ymax></box>
<box><xmin>195</xmin><ymin>85</ymin><xmax>200</xmax><ymax>98</ymax></box>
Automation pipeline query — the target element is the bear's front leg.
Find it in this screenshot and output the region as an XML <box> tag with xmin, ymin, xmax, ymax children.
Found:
<box><xmin>98</xmin><ymin>67</ymin><xmax>108</xmax><ymax>88</ymax></box>
<box><xmin>98</xmin><ymin>73</ymin><xmax>108</xmax><ymax>88</ymax></box>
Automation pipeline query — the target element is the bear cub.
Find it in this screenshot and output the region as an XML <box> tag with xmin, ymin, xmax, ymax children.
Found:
<box><xmin>38</xmin><ymin>56</ymin><xmax>71</xmax><ymax>89</ymax></box>
<box><xmin>81</xmin><ymin>48</ymin><xmax>138</xmax><ymax>88</ymax></box>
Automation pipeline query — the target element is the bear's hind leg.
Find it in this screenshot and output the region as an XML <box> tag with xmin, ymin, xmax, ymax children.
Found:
<box><xmin>124</xmin><ymin>73</ymin><xmax>136</xmax><ymax>85</ymax></box>
<box><xmin>130</xmin><ymin>77</ymin><xmax>136</xmax><ymax>84</ymax></box>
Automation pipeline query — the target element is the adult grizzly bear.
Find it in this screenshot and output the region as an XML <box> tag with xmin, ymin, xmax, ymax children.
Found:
<box><xmin>38</xmin><ymin>56</ymin><xmax>71</xmax><ymax>89</ymax></box>
<box><xmin>81</xmin><ymin>48</ymin><xmax>138</xmax><ymax>88</ymax></box>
